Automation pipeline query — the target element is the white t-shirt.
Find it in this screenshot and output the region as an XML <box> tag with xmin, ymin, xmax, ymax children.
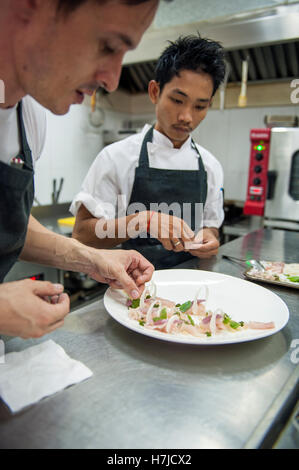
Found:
<box><xmin>70</xmin><ymin>124</ymin><xmax>224</xmax><ymax>228</ymax></box>
<box><xmin>0</xmin><ymin>95</ymin><xmax>46</xmax><ymax>166</ymax></box>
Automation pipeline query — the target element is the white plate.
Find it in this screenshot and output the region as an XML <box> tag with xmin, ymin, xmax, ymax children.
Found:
<box><xmin>104</xmin><ymin>269</ymin><xmax>289</xmax><ymax>345</ymax></box>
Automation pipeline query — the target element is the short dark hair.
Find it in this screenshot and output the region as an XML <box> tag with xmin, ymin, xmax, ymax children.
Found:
<box><xmin>57</xmin><ymin>0</ymin><xmax>156</xmax><ymax>15</ymax></box>
<box><xmin>154</xmin><ymin>34</ymin><xmax>226</xmax><ymax>96</ymax></box>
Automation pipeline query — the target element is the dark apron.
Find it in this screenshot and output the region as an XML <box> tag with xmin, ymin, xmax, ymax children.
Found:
<box><xmin>122</xmin><ymin>126</ymin><xmax>207</xmax><ymax>269</ymax></box>
<box><xmin>0</xmin><ymin>101</ymin><xmax>34</xmax><ymax>282</ymax></box>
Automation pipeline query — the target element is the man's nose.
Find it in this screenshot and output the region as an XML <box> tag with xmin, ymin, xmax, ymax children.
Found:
<box><xmin>95</xmin><ymin>55</ymin><xmax>124</xmax><ymax>93</ymax></box>
<box><xmin>178</xmin><ymin>106</ymin><xmax>193</xmax><ymax>124</ymax></box>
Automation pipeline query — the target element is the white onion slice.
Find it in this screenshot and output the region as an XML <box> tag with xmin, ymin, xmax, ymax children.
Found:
<box><xmin>150</xmin><ymin>281</ymin><xmax>157</xmax><ymax>300</ymax></box>
<box><xmin>192</xmin><ymin>285</ymin><xmax>209</xmax><ymax>315</ymax></box>
<box><xmin>210</xmin><ymin>308</ymin><xmax>222</xmax><ymax>336</ymax></box>
<box><xmin>140</xmin><ymin>280</ymin><xmax>157</xmax><ymax>309</ymax></box>
<box><xmin>139</xmin><ymin>287</ymin><xmax>148</xmax><ymax>309</ymax></box>
<box><xmin>166</xmin><ymin>315</ymin><xmax>179</xmax><ymax>333</ymax></box>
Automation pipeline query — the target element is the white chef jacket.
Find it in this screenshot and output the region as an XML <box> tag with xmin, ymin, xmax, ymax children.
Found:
<box><xmin>0</xmin><ymin>95</ymin><xmax>46</xmax><ymax>166</ymax></box>
<box><xmin>70</xmin><ymin>124</ymin><xmax>224</xmax><ymax>228</ymax></box>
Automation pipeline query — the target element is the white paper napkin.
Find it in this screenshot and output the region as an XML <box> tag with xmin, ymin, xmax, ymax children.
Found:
<box><xmin>0</xmin><ymin>339</ymin><xmax>93</xmax><ymax>413</ymax></box>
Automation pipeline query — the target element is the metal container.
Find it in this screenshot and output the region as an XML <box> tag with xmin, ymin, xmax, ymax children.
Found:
<box><xmin>265</xmin><ymin>128</ymin><xmax>299</xmax><ymax>227</ymax></box>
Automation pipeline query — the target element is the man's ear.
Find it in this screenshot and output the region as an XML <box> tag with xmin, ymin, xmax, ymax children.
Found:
<box><xmin>148</xmin><ymin>80</ymin><xmax>160</xmax><ymax>105</ymax></box>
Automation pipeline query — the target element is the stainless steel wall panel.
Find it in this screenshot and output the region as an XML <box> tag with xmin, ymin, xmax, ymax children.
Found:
<box><xmin>265</xmin><ymin>128</ymin><xmax>299</xmax><ymax>222</ymax></box>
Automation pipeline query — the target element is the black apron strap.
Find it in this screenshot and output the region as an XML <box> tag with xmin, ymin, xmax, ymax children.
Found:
<box><xmin>0</xmin><ymin>100</ymin><xmax>35</xmax><ymax>282</ymax></box>
<box><xmin>138</xmin><ymin>125</ymin><xmax>154</xmax><ymax>169</ymax></box>
<box><xmin>191</xmin><ymin>138</ymin><xmax>208</xmax><ymax>203</ymax></box>
<box><xmin>16</xmin><ymin>101</ymin><xmax>34</xmax><ymax>170</ymax></box>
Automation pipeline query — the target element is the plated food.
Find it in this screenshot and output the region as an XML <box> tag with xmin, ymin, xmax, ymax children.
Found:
<box><xmin>245</xmin><ymin>261</ymin><xmax>299</xmax><ymax>289</ymax></box>
<box><xmin>104</xmin><ymin>269</ymin><xmax>289</xmax><ymax>345</ymax></box>
<box><xmin>127</xmin><ymin>281</ymin><xmax>275</xmax><ymax>339</ymax></box>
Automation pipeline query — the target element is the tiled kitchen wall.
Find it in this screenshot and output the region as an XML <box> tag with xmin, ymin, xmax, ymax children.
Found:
<box><xmin>34</xmin><ymin>104</ymin><xmax>129</xmax><ymax>206</ymax></box>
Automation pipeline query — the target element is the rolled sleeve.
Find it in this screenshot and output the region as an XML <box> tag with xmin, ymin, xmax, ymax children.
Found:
<box><xmin>203</xmin><ymin>191</ymin><xmax>224</xmax><ymax>228</ymax></box>
<box><xmin>70</xmin><ymin>191</ymin><xmax>116</xmax><ymax>219</ymax></box>
<box><xmin>203</xmin><ymin>159</ymin><xmax>224</xmax><ymax>228</ymax></box>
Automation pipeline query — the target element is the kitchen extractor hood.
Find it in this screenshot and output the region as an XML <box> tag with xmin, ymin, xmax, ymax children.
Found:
<box><xmin>118</xmin><ymin>3</ymin><xmax>299</xmax><ymax>93</ymax></box>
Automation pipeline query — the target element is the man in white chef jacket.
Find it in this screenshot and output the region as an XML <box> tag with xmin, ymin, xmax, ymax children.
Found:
<box><xmin>71</xmin><ymin>35</ymin><xmax>226</xmax><ymax>269</ymax></box>
<box><xmin>0</xmin><ymin>0</ymin><xmax>160</xmax><ymax>339</ymax></box>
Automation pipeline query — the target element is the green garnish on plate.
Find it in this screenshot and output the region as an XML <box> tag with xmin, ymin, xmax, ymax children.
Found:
<box><xmin>153</xmin><ymin>308</ymin><xmax>167</xmax><ymax>323</ymax></box>
<box><xmin>130</xmin><ymin>298</ymin><xmax>140</xmax><ymax>308</ymax></box>
<box><xmin>179</xmin><ymin>301</ymin><xmax>192</xmax><ymax>313</ymax></box>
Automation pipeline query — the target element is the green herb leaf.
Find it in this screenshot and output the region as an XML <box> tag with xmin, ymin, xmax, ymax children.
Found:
<box><xmin>130</xmin><ymin>298</ymin><xmax>140</xmax><ymax>309</ymax></box>
<box><xmin>179</xmin><ymin>301</ymin><xmax>192</xmax><ymax>313</ymax></box>
<box><xmin>223</xmin><ymin>313</ymin><xmax>231</xmax><ymax>324</ymax></box>
<box><xmin>206</xmin><ymin>332</ymin><xmax>211</xmax><ymax>337</ymax></box>
<box><xmin>153</xmin><ymin>308</ymin><xmax>167</xmax><ymax>323</ymax></box>
<box><xmin>287</xmin><ymin>276</ymin><xmax>299</xmax><ymax>283</ymax></box>
<box><xmin>229</xmin><ymin>320</ymin><xmax>240</xmax><ymax>329</ymax></box>
<box><xmin>160</xmin><ymin>308</ymin><xmax>167</xmax><ymax>319</ymax></box>
<box><xmin>139</xmin><ymin>320</ymin><xmax>145</xmax><ymax>326</ymax></box>
<box><xmin>175</xmin><ymin>303</ymin><xmax>181</xmax><ymax>307</ymax></box>
<box><xmin>146</xmin><ymin>294</ymin><xmax>151</xmax><ymax>299</ymax></box>
<box><xmin>187</xmin><ymin>314</ymin><xmax>195</xmax><ymax>326</ymax></box>
<box><xmin>153</xmin><ymin>303</ymin><xmax>159</xmax><ymax>308</ymax></box>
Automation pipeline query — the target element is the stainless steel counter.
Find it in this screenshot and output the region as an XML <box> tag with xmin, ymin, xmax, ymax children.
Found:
<box><xmin>0</xmin><ymin>229</ymin><xmax>298</xmax><ymax>449</ymax></box>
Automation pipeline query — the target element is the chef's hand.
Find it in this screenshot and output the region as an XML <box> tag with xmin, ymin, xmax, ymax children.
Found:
<box><xmin>184</xmin><ymin>227</ymin><xmax>220</xmax><ymax>258</ymax></box>
<box><xmin>86</xmin><ymin>248</ymin><xmax>154</xmax><ymax>298</ymax></box>
<box><xmin>147</xmin><ymin>212</ymin><xmax>195</xmax><ymax>252</ymax></box>
<box><xmin>0</xmin><ymin>280</ymin><xmax>70</xmax><ymax>339</ymax></box>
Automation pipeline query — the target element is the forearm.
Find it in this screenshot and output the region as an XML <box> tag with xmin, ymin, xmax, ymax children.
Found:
<box><xmin>20</xmin><ymin>217</ymin><xmax>155</xmax><ymax>299</ymax></box>
<box><xmin>20</xmin><ymin>215</ymin><xmax>96</xmax><ymax>274</ymax></box>
<box><xmin>203</xmin><ymin>227</ymin><xmax>219</xmax><ymax>239</ymax></box>
<box><xmin>73</xmin><ymin>211</ymin><xmax>149</xmax><ymax>249</ymax></box>
<box><xmin>72</xmin><ymin>215</ymin><xmax>116</xmax><ymax>248</ymax></box>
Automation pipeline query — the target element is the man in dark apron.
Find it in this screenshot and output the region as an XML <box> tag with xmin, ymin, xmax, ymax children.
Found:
<box><xmin>0</xmin><ymin>0</ymin><xmax>158</xmax><ymax>339</ymax></box>
<box><xmin>72</xmin><ymin>34</ymin><xmax>225</xmax><ymax>270</ymax></box>
<box><xmin>122</xmin><ymin>125</ymin><xmax>208</xmax><ymax>269</ymax></box>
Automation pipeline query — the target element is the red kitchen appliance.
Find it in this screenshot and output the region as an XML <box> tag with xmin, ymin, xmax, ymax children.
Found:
<box><xmin>244</xmin><ymin>128</ymin><xmax>271</xmax><ymax>216</ymax></box>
